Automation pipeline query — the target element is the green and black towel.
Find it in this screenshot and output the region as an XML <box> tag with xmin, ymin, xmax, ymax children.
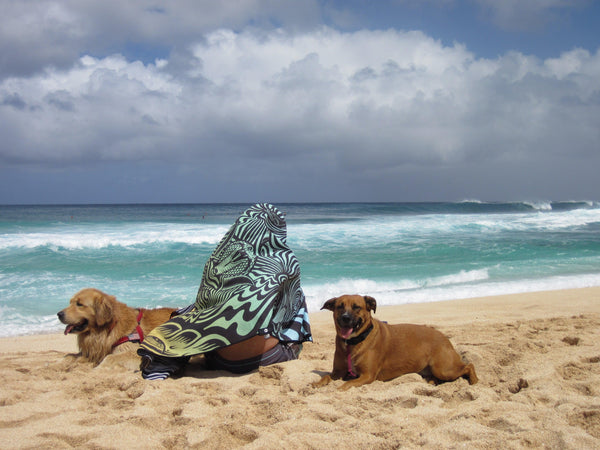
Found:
<box><xmin>138</xmin><ymin>203</ymin><xmax>312</xmax><ymax>379</ymax></box>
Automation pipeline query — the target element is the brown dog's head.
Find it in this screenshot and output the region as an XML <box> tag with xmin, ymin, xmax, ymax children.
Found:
<box><xmin>57</xmin><ymin>288</ymin><xmax>116</xmax><ymax>335</ymax></box>
<box><xmin>321</xmin><ymin>294</ymin><xmax>377</xmax><ymax>340</ymax></box>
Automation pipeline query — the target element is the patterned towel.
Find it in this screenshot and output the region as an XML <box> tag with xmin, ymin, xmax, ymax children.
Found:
<box><xmin>139</xmin><ymin>203</ymin><xmax>312</xmax><ymax>363</ymax></box>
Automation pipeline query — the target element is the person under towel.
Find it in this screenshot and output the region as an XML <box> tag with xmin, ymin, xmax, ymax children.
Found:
<box><xmin>137</xmin><ymin>203</ymin><xmax>312</xmax><ymax>380</ymax></box>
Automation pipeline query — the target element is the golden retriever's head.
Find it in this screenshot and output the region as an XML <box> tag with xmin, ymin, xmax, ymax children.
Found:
<box><xmin>57</xmin><ymin>288</ymin><xmax>116</xmax><ymax>335</ymax></box>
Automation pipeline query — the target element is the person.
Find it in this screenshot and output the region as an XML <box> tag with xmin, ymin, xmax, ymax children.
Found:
<box><xmin>137</xmin><ymin>203</ymin><xmax>312</xmax><ymax>380</ymax></box>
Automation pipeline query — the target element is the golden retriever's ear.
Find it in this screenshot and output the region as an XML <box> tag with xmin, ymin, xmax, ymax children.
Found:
<box><xmin>94</xmin><ymin>294</ymin><xmax>115</xmax><ymax>327</ymax></box>
<box><xmin>321</xmin><ymin>297</ymin><xmax>337</xmax><ymax>311</ymax></box>
<box><xmin>364</xmin><ymin>295</ymin><xmax>377</xmax><ymax>313</ymax></box>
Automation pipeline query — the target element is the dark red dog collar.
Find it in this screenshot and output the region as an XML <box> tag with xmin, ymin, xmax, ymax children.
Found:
<box><xmin>344</xmin><ymin>324</ymin><xmax>373</xmax><ymax>346</ymax></box>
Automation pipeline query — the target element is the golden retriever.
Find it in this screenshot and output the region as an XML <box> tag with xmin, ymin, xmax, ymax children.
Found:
<box><xmin>57</xmin><ymin>288</ymin><xmax>176</xmax><ymax>365</ymax></box>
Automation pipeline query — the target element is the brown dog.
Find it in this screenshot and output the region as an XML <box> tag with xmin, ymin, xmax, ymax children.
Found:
<box><xmin>313</xmin><ymin>295</ymin><xmax>478</xmax><ymax>390</ymax></box>
<box><xmin>57</xmin><ymin>288</ymin><xmax>176</xmax><ymax>365</ymax></box>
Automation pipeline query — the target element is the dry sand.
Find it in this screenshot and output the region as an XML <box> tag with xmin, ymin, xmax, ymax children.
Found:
<box><xmin>2</xmin><ymin>287</ymin><xmax>600</xmax><ymax>449</ymax></box>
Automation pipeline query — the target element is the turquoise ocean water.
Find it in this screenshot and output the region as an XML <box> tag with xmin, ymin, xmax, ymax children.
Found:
<box><xmin>1</xmin><ymin>201</ymin><xmax>600</xmax><ymax>337</ymax></box>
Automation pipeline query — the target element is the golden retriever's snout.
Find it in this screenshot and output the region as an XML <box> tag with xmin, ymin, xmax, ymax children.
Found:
<box><xmin>57</xmin><ymin>309</ymin><xmax>89</xmax><ymax>335</ymax></box>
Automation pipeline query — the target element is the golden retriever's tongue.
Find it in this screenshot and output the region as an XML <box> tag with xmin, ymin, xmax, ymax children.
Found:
<box><xmin>64</xmin><ymin>325</ymin><xmax>74</xmax><ymax>335</ymax></box>
<box><xmin>340</xmin><ymin>327</ymin><xmax>353</xmax><ymax>339</ymax></box>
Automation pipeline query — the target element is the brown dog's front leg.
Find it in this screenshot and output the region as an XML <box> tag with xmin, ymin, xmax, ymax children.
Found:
<box><xmin>313</xmin><ymin>350</ymin><xmax>348</xmax><ymax>388</ymax></box>
<box><xmin>312</xmin><ymin>374</ymin><xmax>334</xmax><ymax>388</ymax></box>
<box><xmin>339</xmin><ymin>373</ymin><xmax>376</xmax><ymax>390</ymax></box>
<box><xmin>313</xmin><ymin>366</ymin><xmax>346</xmax><ymax>388</ymax></box>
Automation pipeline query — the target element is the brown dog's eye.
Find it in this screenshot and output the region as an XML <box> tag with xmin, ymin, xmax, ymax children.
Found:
<box><xmin>76</xmin><ymin>301</ymin><xmax>83</xmax><ymax>307</ymax></box>
<box><xmin>352</xmin><ymin>305</ymin><xmax>361</xmax><ymax>311</ymax></box>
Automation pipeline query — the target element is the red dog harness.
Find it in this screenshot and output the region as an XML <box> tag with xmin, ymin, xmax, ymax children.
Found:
<box><xmin>113</xmin><ymin>309</ymin><xmax>145</xmax><ymax>347</ymax></box>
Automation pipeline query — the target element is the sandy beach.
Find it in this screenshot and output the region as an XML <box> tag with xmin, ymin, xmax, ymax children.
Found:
<box><xmin>1</xmin><ymin>287</ymin><xmax>600</xmax><ymax>449</ymax></box>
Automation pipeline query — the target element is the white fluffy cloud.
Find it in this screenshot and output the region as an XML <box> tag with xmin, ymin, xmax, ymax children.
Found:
<box><xmin>1</xmin><ymin>27</ymin><xmax>599</xmax><ymax>178</ymax></box>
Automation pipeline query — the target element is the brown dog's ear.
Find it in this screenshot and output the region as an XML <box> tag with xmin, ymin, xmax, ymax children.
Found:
<box><xmin>94</xmin><ymin>293</ymin><xmax>115</xmax><ymax>327</ymax></box>
<box><xmin>364</xmin><ymin>296</ymin><xmax>377</xmax><ymax>313</ymax></box>
<box><xmin>321</xmin><ymin>297</ymin><xmax>338</xmax><ymax>311</ymax></box>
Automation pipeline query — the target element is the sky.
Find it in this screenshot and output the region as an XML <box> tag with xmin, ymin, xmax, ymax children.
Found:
<box><xmin>1</xmin><ymin>0</ymin><xmax>599</xmax><ymax>205</ymax></box>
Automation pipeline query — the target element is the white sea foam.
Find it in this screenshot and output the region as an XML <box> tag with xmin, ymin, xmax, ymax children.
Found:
<box><xmin>0</xmin><ymin>224</ymin><xmax>230</xmax><ymax>250</ymax></box>
<box><xmin>290</xmin><ymin>208</ymin><xmax>600</xmax><ymax>250</ymax></box>
<box><xmin>523</xmin><ymin>200</ymin><xmax>553</xmax><ymax>211</ymax></box>
<box><xmin>303</xmin><ymin>272</ymin><xmax>600</xmax><ymax>312</ymax></box>
<box><xmin>422</xmin><ymin>269</ymin><xmax>490</xmax><ymax>287</ymax></box>
<box><xmin>0</xmin><ymin>307</ymin><xmax>62</xmax><ymax>337</ymax></box>
<box><xmin>3</xmin><ymin>207</ymin><xmax>599</xmax><ymax>251</ymax></box>
<box><xmin>302</xmin><ymin>269</ymin><xmax>490</xmax><ymax>310</ymax></box>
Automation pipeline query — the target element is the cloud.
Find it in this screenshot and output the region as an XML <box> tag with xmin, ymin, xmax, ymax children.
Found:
<box><xmin>472</xmin><ymin>0</ymin><xmax>590</xmax><ymax>31</ymax></box>
<box><xmin>3</xmin><ymin>0</ymin><xmax>592</xmax><ymax>80</ymax></box>
<box><xmin>1</xmin><ymin>26</ymin><xmax>599</xmax><ymax>202</ymax></box>
<box><xmin>0</xmin><ymin>0</ymin><xmax>323</xmax><ymax>78</ymax></box>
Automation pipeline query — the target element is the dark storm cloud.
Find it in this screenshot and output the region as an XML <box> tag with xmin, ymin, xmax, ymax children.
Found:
<box><xmin>1</xmin><ymin>92</ymin><xmax>27</xmax><ymax>110</ymax></box>
<box><xmin>0</xmin><ymin>0</ymin><xmax>321</xmax><ymax>78</ymax></box>
<box><xmin>1</xmin><ymin>1</ymin><xmax>599</xmax><ymax>203</ymax></box>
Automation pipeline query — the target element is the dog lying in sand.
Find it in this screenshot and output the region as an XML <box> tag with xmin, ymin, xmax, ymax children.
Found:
<box><xmin>313</xmin><ymin>294</ymin><xmax>478</xmax><ymax>390</ymax></box>
<box><xmin>57</xmin><ymin>288</ymin><xmax>176</xmax><ymax>365</ymax></box>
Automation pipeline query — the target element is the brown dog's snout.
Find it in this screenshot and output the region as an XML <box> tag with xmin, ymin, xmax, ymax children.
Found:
<box><xmin>57</xmin><ymin>310</ymin><xmax>65</xmax><ymax>322</ymax></box>
<box><xmin>339</xmin><ymin>312</ymin><xmax>354</xmax><ymax>327</ymax></box>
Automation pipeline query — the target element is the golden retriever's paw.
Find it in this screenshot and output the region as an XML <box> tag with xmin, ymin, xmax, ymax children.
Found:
<box><xmin>118</xmin><ymin>379</ymin><xmax>146</xmax><ymax>399</ymax></box>
<box><xmin>55</xmin><ymin>353</ymin><xmax>88</xmax><ymax>371</ymax></box>
<box><xmin>97</xmin><ymin>351</ymin><xmax>141</xmax><ymax>372</ymax></box>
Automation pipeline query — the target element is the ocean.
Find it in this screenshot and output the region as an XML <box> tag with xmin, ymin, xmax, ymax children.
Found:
<box><xmin>1</xmin><ymin>201</ymin><xmax>600</xmax><ymax>337</ymax></box>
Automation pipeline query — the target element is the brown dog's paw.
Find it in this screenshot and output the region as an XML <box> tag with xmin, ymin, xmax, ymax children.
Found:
<box><xmin>312</xmin><ymin>375</ymin><xmax>333</xmax><ymax>388</ymax></box>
